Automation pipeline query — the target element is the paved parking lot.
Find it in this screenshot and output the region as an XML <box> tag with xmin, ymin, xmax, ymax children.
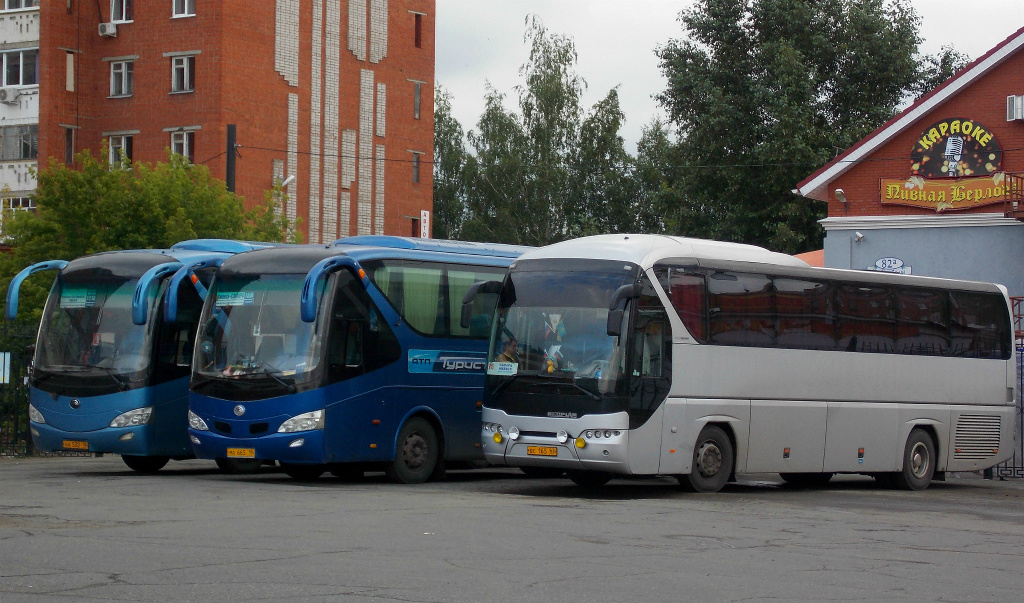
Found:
<box><xmin>1</xmin><ymin>455</ymin><xmax>1022</xmax><ymax>602</ymax></box>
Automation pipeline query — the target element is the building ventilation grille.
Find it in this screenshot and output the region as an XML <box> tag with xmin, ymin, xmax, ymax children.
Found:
<box><xmin>952</xmin><ymin>414</ymin><xmax>1001</xmax><ymax>460</ymax></box>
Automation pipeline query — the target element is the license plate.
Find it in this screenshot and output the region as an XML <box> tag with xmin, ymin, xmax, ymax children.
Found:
<box><xmin>527</xmin><ymin>446</ymin><xmax>558</xmax><ymax>457</ymax></box>
<box><xmin>62</xmin><ymin>440</ymin><xmax>89</xmax><ymax>450</ymax></box>
<box><xmin>226</xmin><ymin>448</ymin><xmax>256</xmax><ymax>459</ymax></box>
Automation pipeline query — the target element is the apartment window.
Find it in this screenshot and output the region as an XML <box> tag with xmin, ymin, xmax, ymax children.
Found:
<box><xmin>111</xmin><ymin>0</ymin><xmax>132</xmax><ymax>22</ymax></box>
<box><xmin>411</xmin><ymin>152</ymin><xmax>421</xmax><ymax>183</ymax></box>
<box><xmin>64</xmin><ymin>127</ymin><xmax>75</xmax><ymax>165</ymax></box>
<box><xmin>0</xmin><ymin>197</ymin><xmax>36</xmax><ymax>235</ymax></box>
<box><xmin>0</xmin><ymin>125</ymin><xmax>37</xmax><ymax>160</ymax></box>
<box><xmin>110</xmin><ymin>60</ymin><xmax>133</xmax><ymax>97</ymax></box>
<box><xmin>171</xmin><ymin>131</ymin><xmax>194</xmax><ymax>163</ymax></box>
<box><xmin>2</xmin><ymin>48</ymin><xmax>38</xmax><ymax>87</ymax></box>
<box><xmin>4</xmin><ymin>0</ymin><xmax>39</xmax><ymax>10</ymax></box>
<box><xmin>414</xmin><ymin>13</ymin><xmax>422</xmax><ymax>48</ymax></box>
<box><xmin>172</xmin><ymin>0</ymin><xmax>195</xmax><ymax>17</ymax></box>
<box><xmin>413</xmin><ymin>82</ymin><xmax>421</xmax><ymax>119</ymax></box>
<box><xmin>171</xmin><ymin>55</ymin><xmax>195</xmax><ymax>92</ymax></box>
<box><xmin>109</xmin><ymin>135</ymin><xmax>133</xmax><ymax>164</ymax></box>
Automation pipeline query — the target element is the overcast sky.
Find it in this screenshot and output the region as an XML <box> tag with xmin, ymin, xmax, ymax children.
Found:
<box><xmin>436</xmin><ymin>1</ymin><xmax>1023</xmax><ymax>153</ymax></box>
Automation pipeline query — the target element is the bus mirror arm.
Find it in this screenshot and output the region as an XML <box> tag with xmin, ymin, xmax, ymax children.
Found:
<box><xmin>459</xmin><ymin>280</ymin><xmax>503</xmax><ymax>329</ymax></box>
<box><xmin>606</xmin><ymin>283</ymin><xmax>641</xmax><ymax>337</ymax></box>
<box><xmin>5</xmin><ymin>260</ymin><xmax>69</xmax><ymax>320</ymax></box>
<box><xmin>301</xmin><ymin>256</ymin><xmax>365</xmax><ymax>323</ymax></box>
<box><xmin>164</xmin><ymin>257</ymin><xmax>226</xmax><ymax>323</ymax></box>
<box><xmin>132</xmin><ymin>262</ymin><xmax>184</xmax><ymax>326</ymax></box>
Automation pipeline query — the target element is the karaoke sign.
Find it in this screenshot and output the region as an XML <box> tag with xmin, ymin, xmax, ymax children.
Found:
<box><xmin>910</xmin><ymin>117</ymin><xmax>1001</xmax><ymax>179</ymax></box>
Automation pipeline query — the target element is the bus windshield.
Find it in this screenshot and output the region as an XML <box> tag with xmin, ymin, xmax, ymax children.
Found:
<box><xmin>486</xmin><ymin>263</ymin><xmax>636</xmax><ymax>416</ymax></box>
<box><xmin>36</xmin><ymin>275</ymin><xmax>157</xmax><ymax>379</ymax></box>
<box><xmin>193</xmin><ymin>274</ymin><xmax>327</xmax><ymax>389</ymax></box>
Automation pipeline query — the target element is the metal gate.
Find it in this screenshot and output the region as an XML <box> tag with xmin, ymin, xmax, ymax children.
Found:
<box><xmin>992</xmin><ymin>344</ymin><xmax>1024</xmax><ymax>478</ymax></box>
<box><xmin>0</xmin><ymin>322</ymin><xmax>37</xmax><ymax>456</ymax></box>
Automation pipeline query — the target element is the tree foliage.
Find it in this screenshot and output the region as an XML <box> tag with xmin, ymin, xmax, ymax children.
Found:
<box><xmin>1</xmin><ymin>150</ymin><xmax>298</xmax><ymax>324</ymax></box>
<box><xmin>655</xmin><ymin>0</ymin><xmax>949</xmax><ymax>253</ymax></box>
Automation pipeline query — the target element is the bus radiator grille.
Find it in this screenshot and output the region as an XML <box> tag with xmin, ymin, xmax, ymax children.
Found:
<box><xmin>214</xmin><ymin>421</ymin><xmax>232</xmax><ymax>435</ymax></box>
<box><xmin>952</xmin><ymin>415</ymin><xmax>1002</xmax><ymax>460</ymax></box>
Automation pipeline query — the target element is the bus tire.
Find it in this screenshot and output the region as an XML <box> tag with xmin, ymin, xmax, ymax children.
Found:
<box><xmin>122</xmin><ymin>455</ymin><xmax>169</xmax><ymax>473</ymax></box>
<box><xmin>567</xmin><ymin>470</ymin><xmax>612</xmax><ymax>488</ymax></box>
<box><xmin>894</xmin><ymin>428</ymin><xmax>936</xmax><ymax>491</ymax></box>
<box><xmin>215</xmin><ymin>457</ymin><xmax>263</xmax><ymax>474</ymax></box>
<box><xmin>281</xmin><ymin>463</ymin><xmax>325</xmax><ymax>481</ymax></box>
<box><xmin>680</xmin><ymin>425</ymin><xmax>733</xmax><ymax>493</ymax></box>
<box><xmin>779</xmin><ymin>472</ymin><xmax>834</xmax><ymax>488</ymax></box>
<box><xmin>386</xmin><ymin>417</ymin><xmax>439</xmax><ymax>484</ymax></box>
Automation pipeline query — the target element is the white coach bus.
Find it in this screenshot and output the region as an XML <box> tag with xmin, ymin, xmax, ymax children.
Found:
<box><xmin>468</xmin><ymin>234</ymin><xmax>1016</xmax><ymax>491</ymax></box>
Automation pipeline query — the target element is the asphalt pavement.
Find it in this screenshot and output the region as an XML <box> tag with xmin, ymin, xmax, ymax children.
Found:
<box><xmin>1</xmin><ymin>455</ymin><xmax>1022</xmax><ymax>602</ymax></box>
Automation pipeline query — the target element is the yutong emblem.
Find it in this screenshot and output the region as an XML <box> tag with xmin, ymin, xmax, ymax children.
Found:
<box><xmin>233</xmin><ymin>405</ymin><xmax>246</xmax><ymax>417</ymax></box>
<box><xmin>70</xmin><ymin>399</ymin><xmax>81</xmax><ymax>409</ymax></box>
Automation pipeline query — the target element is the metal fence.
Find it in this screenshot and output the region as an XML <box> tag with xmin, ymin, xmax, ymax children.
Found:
<box><xmin>0</xmin><ymin>321</ymin><xmax>38</xmax><ymax>456</ymax></box>
<box><xmin>992</xmin><ymin>347</ymin><xmax>1024</xmax><ymax>478</ymax></box>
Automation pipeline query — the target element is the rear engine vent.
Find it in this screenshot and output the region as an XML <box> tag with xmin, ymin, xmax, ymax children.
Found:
<box><xmin>953</xmin><ymin>415</ymin><xmax>1001</xmax><ymax>460</ymax></box>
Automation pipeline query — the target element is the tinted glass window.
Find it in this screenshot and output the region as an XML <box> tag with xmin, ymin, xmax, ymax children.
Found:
<box><xmin>775</xmin><ymin>278</ymin><xmax>836</xmax><ymax>350</ymax></box>
<box><xmin>950</xmin><ymin>291</ymin><xmax>1010</xmax><ymax>359</ymax></box>
<box><xmin>896</xmin><ymin>289</ymin><xmax>949</xmax><ymax>356</ymax></box>
<box><xmin>655</xmin><ymin>267</ymin><xmax>707</xmax><ymax>343</ymax></box>
<box><xmin>836</xmin><ymin>284</ymin><xmax>895</xmax><ymax>353</ymax></box>
<box><xmin>325</xmin><ymin>271</ymin><xmax>401</xmax><ymax>384</ymax></box>
<box><xmin>707</xmin><ymin>272</ymin><xmax>774</xmax><ymax>347</ymax></box>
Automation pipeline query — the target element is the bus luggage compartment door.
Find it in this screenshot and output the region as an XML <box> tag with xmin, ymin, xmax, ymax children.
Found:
<box><xmin>745</xmin><ymin>400</ymin><xmax>826</xmax><ymax>473</ymax></box>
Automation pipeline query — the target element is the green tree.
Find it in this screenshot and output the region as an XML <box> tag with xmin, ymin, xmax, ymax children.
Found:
<box><xmin>457</xmin><ymin>16</ymin><xmax>637</xmax><ymax>246</ymax></box>
<box><xmin>433</xmin><ymin>86</ymin><xmax>469</xmax><ymax>239</ymax></box>
<box><xmin>655</xmin><ymin>0</ymin><xmax>946</xmax><ymax>253</ymax></box>
<box><xmin>1</xmin><ymin>150</ymin><xmax>298</xmax><ymax>324</ymax></box>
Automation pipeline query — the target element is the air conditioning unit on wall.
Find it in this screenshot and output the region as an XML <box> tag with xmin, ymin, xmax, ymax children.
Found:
<box><xmin>0</xmin><ymin>88</ymin><xmax>21</xmax><ymax>104</ymax></box>
<box><xmin>98</xmin><ymin>22</ymin><xmax>117</xmax><ymax>37</ymax></box>
<box><xmin>1007</xmin><ymin>95</ymin><xmax>1024</xmax><ymax>121</ymax></box>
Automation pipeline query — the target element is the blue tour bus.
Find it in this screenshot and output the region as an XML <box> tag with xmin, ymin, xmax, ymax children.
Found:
<box><xmin>7</xmin><ymin>240</ymin><xmax>274</xmax><ymax>473</ymax></box>
<box><xmin>186</xmin><ymin>236</ymin><xmax>528</xmax><ymax>483</ymax></box>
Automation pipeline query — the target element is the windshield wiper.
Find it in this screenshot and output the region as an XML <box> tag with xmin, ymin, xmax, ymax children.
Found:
<box><xmin>91</xmin><ymin>366</ymin><xmax>128</xmax><ymax>391</ymax></box>
<box><xmin>569</xmin><ymin>377</ymin><xmax>601</xmax><ymax>401</ymax></box>
<box><xmin>237</xmin><ymin>366</ymin><xmax>296</xmax><ymax>393</ymax></box>
<box><xmin>491</xmin><ymin>373</ymin><xmax>520</xmax><ymax>397</ymax></box>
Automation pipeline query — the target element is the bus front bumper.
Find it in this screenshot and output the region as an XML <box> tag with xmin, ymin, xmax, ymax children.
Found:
<box><xmin>481</xmin><ymin>428</ymin><xmax>632</xmax><ymax>473</ymax></box>
<box><xmin>188</xmin><ymin>428</ymin><xmax>327</xmax><ymax>464</ymax></box>
<box><xmin>30</xmin><ymin>422</ymin><xmax>159</xmax><ymax>456</ymax></box>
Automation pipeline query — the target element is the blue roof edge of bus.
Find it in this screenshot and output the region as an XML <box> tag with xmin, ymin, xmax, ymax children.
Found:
<box><xmin>170</xmin><ymin>239</ymin><xmax>281</xmax><ymax>254</ymax></box>
<box><xmin>332</xmin><ymin>235</ymin><xmax>530</xmax><ymax>258</ymax></box>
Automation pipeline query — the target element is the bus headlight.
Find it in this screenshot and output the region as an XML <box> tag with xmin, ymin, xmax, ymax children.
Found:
<box><xmin>28</xmin><ymin>403</ymin><xmax>45</xmax><ymax>424</ymax></box>
<box><xmin>109</xmin><ymin>407</ymin><xmax>153</xmax><ymax>428</ymax></box>
<box><xmin>278</xmin><ymin>409</ymin><xmax>324</xmax><ymax>433</ymax></box>
<box><xmin>557</xmin><ymin>430</ymin><xmax>568</xmax><ymax>444</ymax></box>
<box><xmin>188</xmin><ymin>410</ymin><xmax>209</xmax><ymax>431</ymax></box>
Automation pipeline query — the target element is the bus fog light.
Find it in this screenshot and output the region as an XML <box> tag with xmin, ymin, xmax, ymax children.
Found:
<box><xmin>278</xmin><ymin>409</ymin><xmax>325</xmax><ymax>433</ymax></box>
<box><xmin>110</xmin><ymin>407</ymin><xmax>153</xmax><ymax>428</ymax></box>
<box><xmin>585</xmin><ymin>430</ymin><xmax>594</xmax><ymax>439</ymax></box>
<box><xmin>190</xmin><ymin>435</ymin><xmax>201</xmax><ymax>445</ymax></box>
<box><xmin>508</xmin><ymin>427</ymin><xmax>520</xmax><ymax>441</ymax></box>
<box><xmin>28</xmin><ymin>403</ymin><xmax>45</xmax><ymax>424</ymax></box>
<box><xmin>604</xmin><ymin>431</ymin><xmax>611</xmax><ymax>438</ymax></box>
<box><xmin>118</xmin><ymin>432</ymin><xmax>134</xmax><ymax>441</ymax></box>
<box><xmin>557</xmin><ymin>430</ymin><xmax>568</xmax><ymax>444</ymax></box>
<box><xmin>575</xmin><ymin>437</ymin><xmax>586</xmax><ymax>449</ymax></box>
<box><xmin>289</xmin><ymin>438</ymin><xmax>305</xmax><ymax>448</ymax></box>
<box><xmin>493</xmin><ymin>432</ymin><xmax>503</xmax><ymax>444</ymax></box>
<box><xmin>188</xmin><ymin>410</ymin><xmax>209</xmax><ymax>431</ymax></box>
<box><xmin>30</xmin><ymin>427</ymin><xmax>40</xmax><ymax>437</ymax></box>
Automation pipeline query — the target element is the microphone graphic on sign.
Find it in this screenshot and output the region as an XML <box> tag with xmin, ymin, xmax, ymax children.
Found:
<box><xmin>944</xmin><ymin>136</ymin><xmax>963</xmax><ymax>177</ymax></box>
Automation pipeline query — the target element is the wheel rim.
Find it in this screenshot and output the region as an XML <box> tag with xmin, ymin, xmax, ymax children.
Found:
<box><xmin>401</xmin><ymin>432</ymin><xmax>429</xmax><ymax>471</ymax></box>
<box><xmin>909</xmin><ymin>441</ymin><xmax>930</xmax><ymax>479</ymax></box>
<box><xmin>696</xmin><ymin>441</ymin><xmax>723</xmax><ymax>477</ymax></box>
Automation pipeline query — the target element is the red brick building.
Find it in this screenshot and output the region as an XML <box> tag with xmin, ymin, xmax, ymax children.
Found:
<box><xmin>796</xmin><ymin>26</ymin><xmax>1024</xmax><ymax>295</ymax></box>
<box><xmin>39</xmin><ymin>0</ymin><xmax>435</xmax><ymax>243</ymax></box>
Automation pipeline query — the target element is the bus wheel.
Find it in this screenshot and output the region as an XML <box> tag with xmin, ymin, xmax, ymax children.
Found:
<box><xmin>567</xmin><ymin>470</ymin><xmax>612</xmax><ymax>488</ymax></box>
<box><xmin>894</xmin><ymin>429</ymin><xmax>936</xmax><ymax>491</ymax></box>
<box><xmin>215</xmin><ymin>458</ymin><xmax>263</xmax><ymax>474</ymax></box>
<box><xmin>779</xmin><ymin>472</ymin><xmax>834</xmax><ymax>488</ymax></box>
<box><xmin>386</xmin><ymin>417</ymin><xmax>439</xmax><ymax>484</ymax></box>
<box><xmin>122</xmin><ymin>455</ymin><xmax>169</xmax><ymax>473</ymax></box>
<box><xmin>281</xmin><ymin>463</ymin><xmax>325</xmax><ymax>481</ymax></box>
<box><xmin>680</xmin><ymin>425</ymin><xmax>733</xmax><ymax>493</ymax></box>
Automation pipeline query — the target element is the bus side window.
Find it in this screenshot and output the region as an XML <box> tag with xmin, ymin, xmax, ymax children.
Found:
<box><xmin>326</xmin><ymin>273</ymin><xmax>401</xmax><ymax>384</ymax></box>
<box><xmin>628</xmin><ymin>274</ymin><xmax>672</xmax><ymax>427</ymax></box>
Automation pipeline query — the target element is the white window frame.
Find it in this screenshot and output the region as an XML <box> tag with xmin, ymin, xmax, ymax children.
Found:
<box><xmin>2</xmin><ymin>48</ymin><xmax>38</xmax><ymax>87</ymax></box>
<box><xmin>109</xmin><ymin>134</ymin><xmax>133</xmax><ymax>165</ymax></box>
<box><xmin>0</xmin><ymin>124</ymin><xmax>37</xmax><ymax>160</ymax></box>
<box><xmin>172</xmin><ymin>0</ymin><xmax>195</xmax><ymax>18</ymax></box>
<box><xmin>170</xmin><ymin>130</ymin><xmax>194</xmax><ymax>163</ymax></box>
<box><xmin>110</xmin><ymin>0</ymin><xmax>133</xmax><ymax>23</ymax></box>
<box><xmin>171</xmin><ymin>55</ymin><xmax>195</xmax><ymax>93</ymax></box>
<box><xmin>3</xmin><ymin>0</ymin><xmax>39</xmax><ymax>11</ymax></box>
<box><xmin>109</xmin><ymin>60</ymin><xmax>133</xmax><ymax>97</ymax></box>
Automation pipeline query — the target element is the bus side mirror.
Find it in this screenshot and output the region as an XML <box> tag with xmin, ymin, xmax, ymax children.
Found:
<box><xmin>607</xmin><ymin>283</ymin><xmax>642</xmax><ymax>337</ymax></box>
<box><xmin>460</xmin><ymin>280</ymin><xmax>503</xmax><ymax>329</ymax></box>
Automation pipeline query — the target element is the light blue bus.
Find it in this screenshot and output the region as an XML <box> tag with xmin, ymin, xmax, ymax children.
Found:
<box><xmin>7</xmin><ymin>240</ymin><xmax>273</xmax><ymax>472</ymax></box>
<box><xmin>186</xmin><ymin>236</ymin><xmax>528</xmax><ymax>483</ymax></box>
